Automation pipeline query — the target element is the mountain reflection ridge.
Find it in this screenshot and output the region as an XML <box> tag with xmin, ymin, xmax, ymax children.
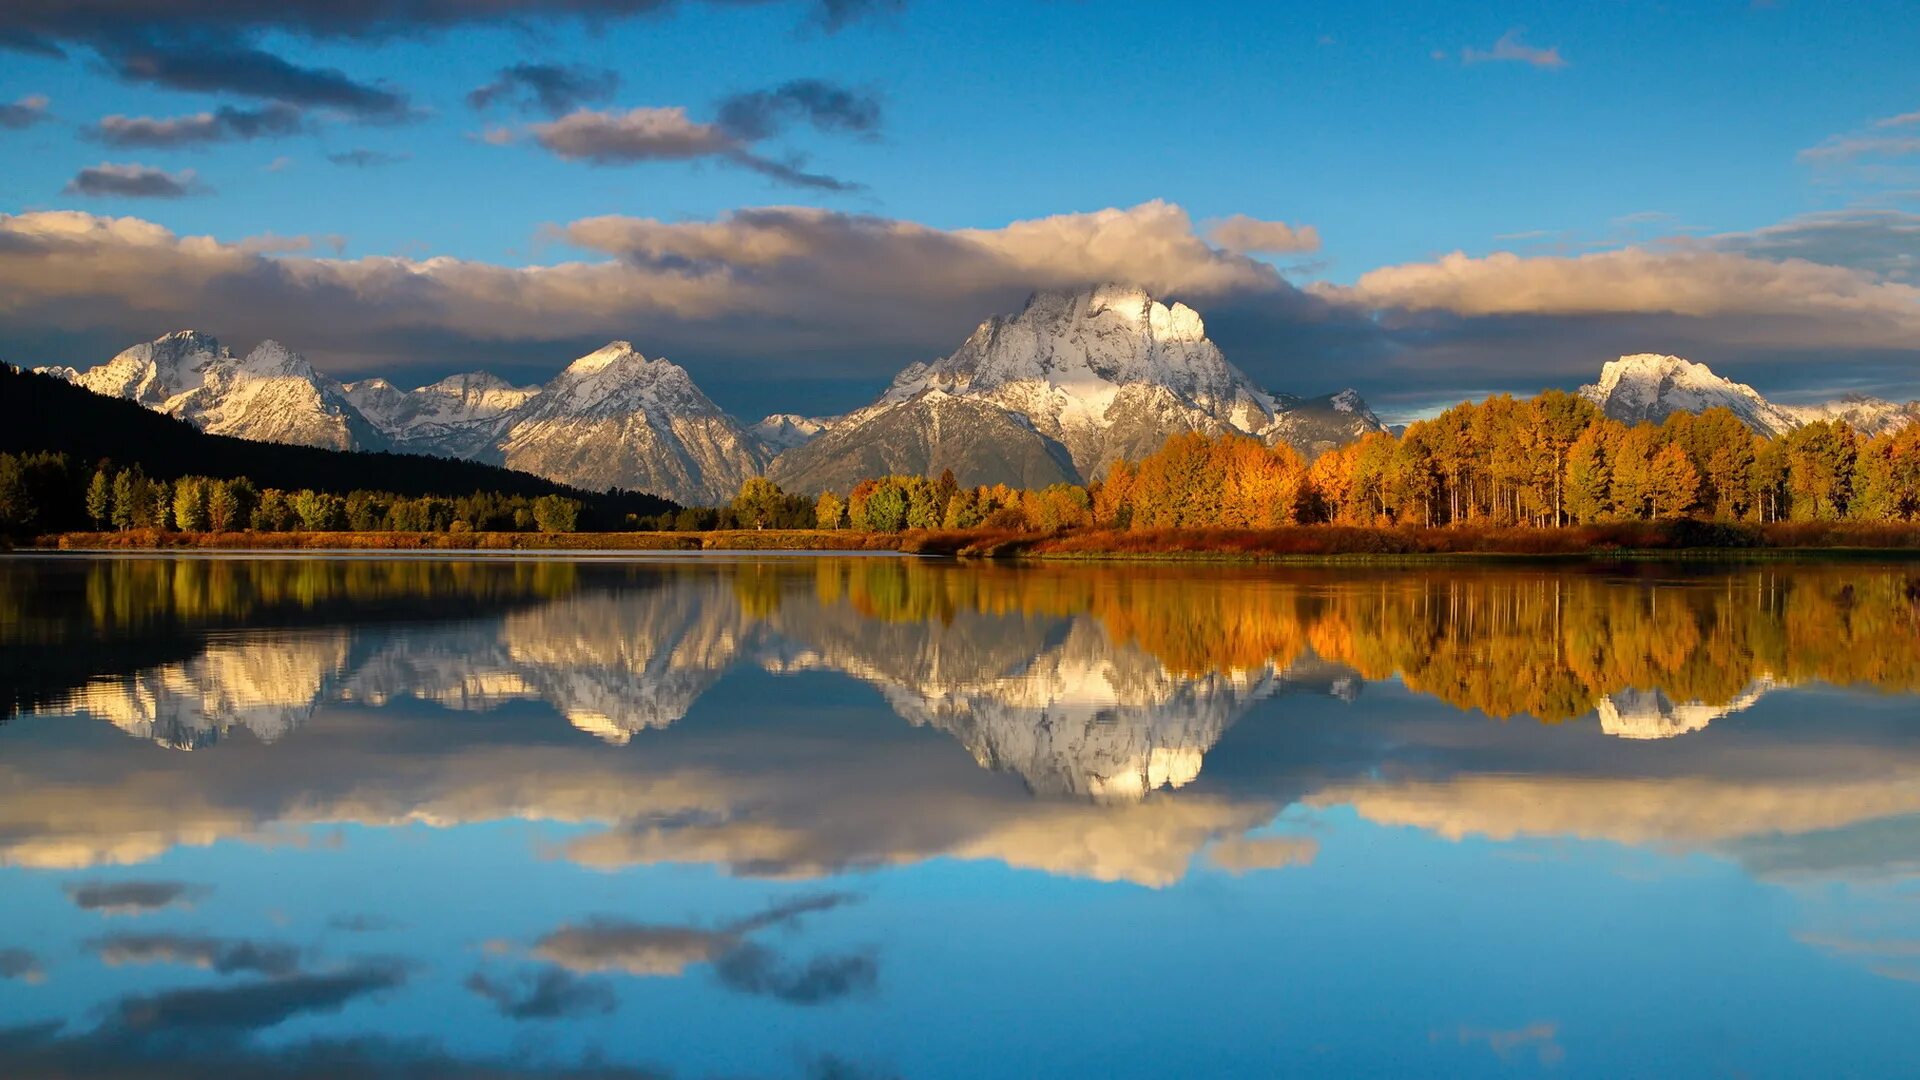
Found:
<box><xmin>15</xmin><ymin>560</ymin><xmax>1920</xmax><ymax>784</ymax></box>
<box><xmin>4</xmin><ymin>558</ymin><xmax>1920</xmax><ymax>889</ymax></box>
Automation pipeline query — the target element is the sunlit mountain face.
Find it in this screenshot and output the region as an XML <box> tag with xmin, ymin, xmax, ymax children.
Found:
<box><xmin>2</xmin><ymin>556</ymin><xmax>1919</xmax><ymax>1077</ymax></box>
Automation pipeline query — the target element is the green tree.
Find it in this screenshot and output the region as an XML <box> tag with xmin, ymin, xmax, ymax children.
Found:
<box><xmin>173</xmin><ymin>476</ymin><xmax>209</xmax><ymax>531</ymax></box>
<box><xmin>86</xmin><ymin>468</ymin><xmax>113</xmax><ymax>529</ymax></box>
<box><xmin>531</xmin><ymin>494</ymin><xmax>581</xmax><ymax>532</ymax></box>
<box><xmin>0</xmin><ymin>454</ymin><xmax>33</xmax><ymax>535</ymax></box>
<box><xmin>731</xmin><ymin>477</ymin><xmax>786</xmax><ymax>530</ymax></box>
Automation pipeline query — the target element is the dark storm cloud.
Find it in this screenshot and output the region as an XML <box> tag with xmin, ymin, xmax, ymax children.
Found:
<box><xmin>94</xmin><ymin>102</ymin><xmax>306</xmax><ymax>147</ymax></box>
<box><xmin>715</xmin><ymin>79</ymin><xmax>881</xmax><ymax>141</ymax></box>
<box><xmin>0</xmin><ymin>1</ymin><xmax>897</xmax><ymax>42</ymax></box>
<box><xmin>106</xmin><ymin>964</ymin><xmax>406</xmax><ymax>1032</ymax></box>
<box><xmin>0</xmin><ymin>0</ymin><xmax>902</xmax><ymax>106</ymax></box>
<box><xmin>101</xmin><ymin>33</ymin><xmax>410</xmax><ymax>118</ymax></box>
<box><xmin>711</xmin><ymin>943</ymin><xmax>877</xmax><ymax>1004</ymax></box>
<box><xmin>64</xmin><ymin>879</ymin><xmax>208</xmax><ymax>913</ymax></box>
<box><xmin>327</xmin><ymin>148</ymin><xmax>410</xmax><ymax>167</ymax></box>
<box><xmin>1696</xmin><ymin>209</ymin><xmax>1920</xmax><ymax>283</ymax></box>
<box><xmin>63</xmin><ymin>162</ymin><xmax>209</xmax><ymax>198</ymax></box>
<box><xmin>0</xmin><ymin>94</ymin><xmax>50</xmax><ymax>129</ymax></box>
<box><xmin>464</xmin><ymin>966</ymin><xmax>618</xmax><ymax>1020</ymax></box>
<box><xmin>468</xmin><ymin>63</ymin><xmax>621</xmax><ymax>117</ymax></box>
<box><xmin>91</xmin><ymin>933</ymin><xmax>302</xmax><ymax>977</ymax></box>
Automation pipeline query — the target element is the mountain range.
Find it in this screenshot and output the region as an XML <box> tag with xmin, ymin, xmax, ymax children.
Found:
<box><xmin>35</xmin><ymin>288</ymin><xmax>1915</xmax><ymax>505</ymax></box>
<box><xmin>1578</xmin><ymin>353</ymin><xmax>1920</xmax><ymax>438</ymax></box>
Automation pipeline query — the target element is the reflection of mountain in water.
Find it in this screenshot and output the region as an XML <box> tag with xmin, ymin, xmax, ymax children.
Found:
<box><xmin>66</xmin><ymin>631</ymin><xmax>351</xmax><ymax>750</ymax></box>
<box><xmin>48</xmin><ymin>572</ymin><xmax>1354</xmax><ymax>799</ymax></box>
<box><xmin>35</xmin><ymin>560</ymin><xmax>1920</xmax><ymax>794</ymax></box>
<box><xmin>1595</xmin><ymin>677</ymin><xmax>1779</xmax><ymax>740</ymax></box>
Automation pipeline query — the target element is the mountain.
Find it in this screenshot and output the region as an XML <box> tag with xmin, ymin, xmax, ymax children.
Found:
<box><xmin>43</xmin><ymin>333</ymin><xmax>760</xmax><ymax>505</ymax></box>
<box><xmin>41</xmin><ymin>331</ymin><xmax>386</xmax><ymax>452</ymax></box>
<box><xmin>497</xmin><ymin>342</ymin><xmax>767</xmax><ymax>505</ymax></box>
<box><xmin>1267</xmin><ymin>389</ymin><xmax>1388</xmax><ymax>459</ymax></box>
<box><xmin>342</xmin><ymin>372</ymin><xmax>539</xmax><ymax>459</ymax></box>
<box><xmin>42</xmin><ymin>293</ymin><xmax>1393</xmax><ymax>503</ymax></box>
<box><xmin>1781</xmin><ymin>394</ymin><xmax>1920</xmax><ymax>437</ymax></box>
<box><xmin>751</xmin><ymin>414</ymin><xmax>832</xmax><ymax>452</ymax></box>
<box><xmin>770</xmin><ymin>284</ymin><xmax>1385</xmax><ymax>493</ymax></box>
<box><xmin>1578</xmin><ymin>353</ymin><xmax>1918</xmax><ymax>438</ymax></box>
<box><xmin>768</xmin><ymin>392</ymin><xmax>1081</xmax><ymax>494</ymax></box>
<box><xmin>0</xmin><ymin>365</ymin><xmax>674</xmax><ymax>523</ymax></box>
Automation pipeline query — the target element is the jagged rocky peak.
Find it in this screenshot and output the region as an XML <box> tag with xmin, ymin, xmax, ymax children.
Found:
<box><xmin>1578</xmin><ymin>353</ymin><xmax>1917</xmax><ymax>438</ymax></box>
<box><xmin>52</xmin><ymin>329</ymin><xmax>230</xmax><ymax>403</ymax></box>
<box><xmin>902</xmin><ymin>283</ymin><xmax>1264</xmax><ymax>414</ymax></box>
<box><xmin>752</xmin><ymin>414</ymin><xmax>831</xmax><ymax>452</ymax></box>
<box><xmin>771</xmin><ymin>283</ymin><xmax>1333</xmax><ymax>493</ymax></box>
<box><xmin>498</xmin><ymin>341</ymin><xmax>767</xmax><ymax>504</ymax></box>
<box><xmin>1579</xmin><ymin>353</ymin><xmax>1801</xmax><ymax>436</ymax></box>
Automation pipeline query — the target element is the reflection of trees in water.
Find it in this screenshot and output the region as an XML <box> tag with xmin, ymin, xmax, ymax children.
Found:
<box><xmin>820</xmin><ymin>560</ymin><xmax>1920</xmax><ymax>721</ymax></box>
<box><xmin>8</xmin><ymin>557</ymin><xmax>1919</xmax><ymax>738</ymax></box>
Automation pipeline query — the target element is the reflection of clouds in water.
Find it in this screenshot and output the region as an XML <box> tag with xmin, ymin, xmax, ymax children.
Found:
<box><xmin>1441</xmin><ymin>1021</ymin><xmax>1565</xmax><ymax>1067</ymax></box>
<box><xmin>107</xmin><ymin>963</ymin><xmax>406</xmax><ymax>1033</ymax></box>
<box><xmin>0</xmin><ymin>947</ymin><xmax>44</xmax><ymax>984</ymax></box>
<box><xmin>1204</xmin><ymin>835</ymin><xmax>1319</xmax><ymax>874</ymax></box>
<box><xmin>63</xmin><ymin>880</ymin><xmax>208</xmax><ymax>916</ymax></box>
<box><xmin>0</xmin><ymin>1023</ymin><xmax>674</xmax><ymax>1079</ymax></box>
<box><xmin>528</xmin><ymin>892</ymin><xmax>875</xmax><ymax>1006</ymax></box>
<box><xmin>91</xmin><ymin>933</ymin><xmax>301</xmax><ymax>977</ymax></box>
<box><xmin>464</xmin><ymin>966</ymin><xmax>618</xmax><ymax>1020</ymax></box>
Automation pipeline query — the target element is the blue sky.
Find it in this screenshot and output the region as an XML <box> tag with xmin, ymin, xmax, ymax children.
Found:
<box><xmin>2</xmin><ymin>0</ymin><xmax>1917</xmax><ymax>419</ymax></box>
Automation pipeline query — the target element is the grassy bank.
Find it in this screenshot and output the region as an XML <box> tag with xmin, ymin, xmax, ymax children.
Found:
<box><xmin>25</xmin><ymin>520</ymin><xmax>1920</xmax><ymax>560</ymax></box>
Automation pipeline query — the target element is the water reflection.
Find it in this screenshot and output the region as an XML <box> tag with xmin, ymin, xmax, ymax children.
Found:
<box><xmin>2</xmin><ymin>555</ymin><xmax>1919</xmax><ymax>1077</ymax></box>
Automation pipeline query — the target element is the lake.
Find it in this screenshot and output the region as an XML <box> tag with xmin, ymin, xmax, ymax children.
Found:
<box><xmin>2</xmin><ymin>554</ymin><xmax>1918</xmax><ymax>1078</ymax></box>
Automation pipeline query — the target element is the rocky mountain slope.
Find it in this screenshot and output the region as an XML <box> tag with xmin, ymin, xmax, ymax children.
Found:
<box><xmin>41</xmin><ymin>331</ymin><xmax>386</xmax><ymax>452</ymax></box>
<box><xmin>1579</xmin><ymin>354</ymin><xmax>1917</xmax><ymax>437</ymax></box>
<box><xmin>771</xmin><ymin>284</ymin><xmax>1386</xmax><ymax>493</ymax></box>
<box><xmin>342</xmin><ymin>372</ymin><xmax>539</xmax><ymax>459</ymax></box>
<box><xmin>496</xmin><ymin>342</ymin><xmax>766</xmax><ymax>505</ymax></box>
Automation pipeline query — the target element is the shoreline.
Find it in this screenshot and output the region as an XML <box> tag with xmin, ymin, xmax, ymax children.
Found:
<box><xmin>16</xmin><ymin>522</ymin><xmax>1920</xmax><ymax>563</ymax></box>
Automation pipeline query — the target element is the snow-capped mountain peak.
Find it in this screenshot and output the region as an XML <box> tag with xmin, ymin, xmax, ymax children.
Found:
<box><xmin>1579</xmin><ymin>353</ymin><xmax>1801</xmax><ymax>437</ymax></box>
<box><xmin>498</xmin><ymin>343</ymin><xmax>765</xmax><ymax>503</ymax></box>
<box><xmin>1578</xmin><ymin>353</ymin><xmax>1918</xmax><ymax>438</ymax></box>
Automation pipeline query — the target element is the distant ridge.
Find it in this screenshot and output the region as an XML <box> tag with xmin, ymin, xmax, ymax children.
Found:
<box><xmin>35</xmin><ymin>287</ymin><xmax>1388</xmax><ymax>501</ymax></box>
<box><xmin>0</xmin><ymin>365</ymin><xmax>676</xmax><ymax>517</ymax></box>
<box><xmin>1578</xmin><ymin>353</ymin><xmax>1918</xmax><ymax>437</ymax></box>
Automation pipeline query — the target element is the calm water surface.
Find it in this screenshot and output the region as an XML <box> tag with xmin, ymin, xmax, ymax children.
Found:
<box><xmin>2</xmin><ymin>555</ymin><xmax>1918</xmax><ymax>1078</ymax></box>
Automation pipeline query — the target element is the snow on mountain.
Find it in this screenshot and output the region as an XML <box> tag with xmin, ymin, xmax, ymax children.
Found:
<box><xmin>770</xmin><ymin>284</ymin><xmax>1385</xmax><ymax>492</ymax></box>
<box><xmin>1267</xmin><ymin>388</ymin><xmax>1387</xmax><ymax>459</ymax></box>
<box><xmin>1580</xmin><ymin>354</ymin><xmax>1801</xmax><ymax>437</ymax></box>
<box><xmin>343</xmin><ymin>372</ymin><xmax>539</xmax><ymax>459</ymax></box>
<box><xmin>41</xmin><ymin>331</ymin><xmax>386</xmax><ymax>451</ymax></box>
<box><xmin>751</xmin><ymin>413</ymin><xmax>833</xmax><ymax>452</ymax></box>
<box><xmin>1595</xmin><ymin>677</ymin><xmax>1778</xmax><ymax>740</ymax></box>
<box><xmin>1578</xmin><ymin>353</ymin><xmax>1919</xmax><ymax>438</ymax></box>
<box><xmin>1780</xmin><ymin>395</ymin><xmax>1920</xmax><ymax>437</ymax></box>
<box><xmin>498</xmin><ymin>341</ymin><xmax>767</xmax><ymax>505</ymax></box>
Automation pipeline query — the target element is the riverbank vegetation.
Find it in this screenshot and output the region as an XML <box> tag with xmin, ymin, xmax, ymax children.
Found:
<box><xmin>9</xmin><ymin>390</ymin><xmax>1920</xmax><ymax>554</ymax></box>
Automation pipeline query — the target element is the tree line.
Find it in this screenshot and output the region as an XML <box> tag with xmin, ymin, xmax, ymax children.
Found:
<box><xmin>0</xmin><ymin>453</ymin><xmax>584</xmax><ymax>538</ymax></box>
<box><xmin>709</xmin><ymin>392</ymin><xmax>1919</xmax><ymax>532</ymax></box>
